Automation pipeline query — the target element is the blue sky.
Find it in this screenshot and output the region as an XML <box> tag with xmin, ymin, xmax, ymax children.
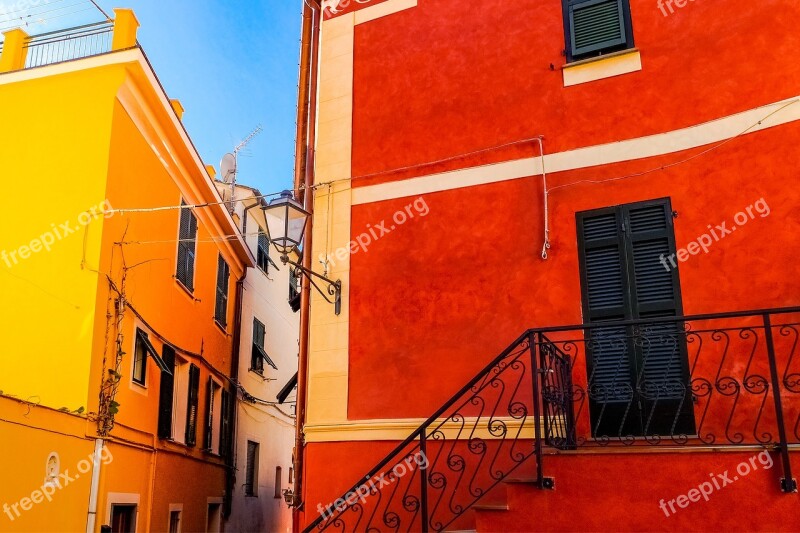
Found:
<box><xmin>0</xmin><ymin>0</ymin><xmax>302</xmax><ymax>196</ymax></box>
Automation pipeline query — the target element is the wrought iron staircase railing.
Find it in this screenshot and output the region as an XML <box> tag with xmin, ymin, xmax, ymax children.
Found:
<box><xmin>304</xmin><ymin>306</ymin><xmax>800</xmax><ymax>532</ymax></box>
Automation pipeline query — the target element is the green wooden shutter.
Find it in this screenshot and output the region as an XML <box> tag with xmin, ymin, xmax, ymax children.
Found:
<box><xmin>252</xmin><ymin>319</ymin><xmax>265</xmax><ymax>373</ymax></box>
<box><xmin>185</xmin><ymin>364</ymin><xmax>200</xmax><ymax>447</ymax></box>
<box><xmin>257</xmin><ymin>231</ymin><xmax>270</xmax><ymax>272</ymax></box>
<box><xmin>157</xmin><ymin>346</ymin><xmax>176</xmax><ymax>439</ymax></box>
<box><xmin>245</xmin><ymin>441</ymin><xmax>258</xmax><ymax>496</ymax></box>
<box><xmin>204</xmin><ymin>377</ymin><xmax>214</xmax><ymax>451</ymax></box>
<box><xmin>215</xmin><ymin>256</ymin><xmax>230</xmax><ymax>326</ymax></box>
<box><xmin>577</xmin><ymin>208</ymin><xmax>634</xmax><ymax>404</ymax></box>
<box><xmin>177</xmin><ymin>202</ymin><xmax>198</xmax><ymax>290</ymax></box>
<box><xmin>569</xmin><ymin>0</ymin><xmax>627</xmax><ymax>57</ymax></box>
<box><xmin>623</xmin><ymin>202</ymin><xmax>684</xmax><ymax>401</ymax></box>
<box><xmin>578</xmin><ymin>198</ymin><xmax>694</xmax><ymax>437</ymax></box>
<box><xmin>220</xmin><ymin>388</ymin><xmax>231</xmax><ymax>458</ymax></box>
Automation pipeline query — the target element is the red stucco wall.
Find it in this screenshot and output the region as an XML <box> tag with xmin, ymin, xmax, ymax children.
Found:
<box><xmin>351</xmin><ymin>0</ymin><xmax>800</xmax><ymax>186</ymax></box>
<box><xmin>349</xmin><ymin>121</ymin><xmax>800</xmax><ymax>420</ymax></box>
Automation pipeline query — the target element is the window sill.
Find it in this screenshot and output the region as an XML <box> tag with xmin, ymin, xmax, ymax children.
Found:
<box><xmin>214</xmin><ymin>319</ymin><xmax>229</xmax><ymax>336</ymax></box>
<box><xmin>130</xmin><ymin>378</ymin><xmax>148</xmax><ymax>397</ymax></box>
<box><xmin>175</xmin><ymin>278</ymin><xmax>197</xmax><ymax>300</ymax></box>
<box><xmin>562</xmin><ymin>48</ymin><xmax>641</xmax><ymax>87</ymax></box>
<box><xmin>249</xmin><ymin>368</ymin><xmax>266</xmax><ymax>378</ymax></box>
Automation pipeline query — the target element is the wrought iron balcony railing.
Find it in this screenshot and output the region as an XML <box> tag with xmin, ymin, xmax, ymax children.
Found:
<box><xmin>304</xmin><ymin>306</ymin><xmax>800</xmax><ymax>533</ymax></box>
<box><xmin>22</xmin><ymin>21</ymin><xmax>115</xmax><ymax>69</ymax></box>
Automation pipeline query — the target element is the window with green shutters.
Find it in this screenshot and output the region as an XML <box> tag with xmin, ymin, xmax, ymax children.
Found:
<box><xmin>576</xmin><ymin>198</ymin><xmax>695</xmax><ymax>437</ymax></box>
<box><xmin>245</xmin><ymin>441</ymin><xmax>259</xmax><ymax>497</ymax></box>
<box><xmin>185</xmin><ymin>364</ymin><xmax>200</xmax><ymax>447</ymax></box>
<box><xmin>176</xmin><ymin>201</ymin><xmax>198</xmax><ymax>291</ymax></box>
<box><xmin>250</xmin><ymin>318</ymin><xmax>277</xmax><ymax>375</ymax></box>
<box><xmin>219</xmin><ymin>388</ymin><xmax>232</xmax><ymax>458</ymax></box>
<box><xmin>257</xmin><ymin>230</ymin><xmax>270</xmax><ymax>273</ymax></box>
<box><xmin>215</xmin><ymin>255</ymin><xmax>230</xmax><ymax>327</ymax></box>
<box><xmin>563</xmin><ymin>0</ymin><xmax>634</xmax><ymax>62</ymax></box>
<box><xmin>157</xmin><ymin>345</ymin><xmax>176</xmax><ymax>439</ymax></box>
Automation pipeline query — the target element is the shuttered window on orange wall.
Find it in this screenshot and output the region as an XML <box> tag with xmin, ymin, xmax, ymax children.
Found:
<box><xmin>177</xmin><ymin>201</ymin><xmax>198</xmax><ymax>291</ymax></box>
<box><xmin>185</xmin><ymin>364</ymin><xmax>200</xmax><ymax>447</ymax></box>
<box><xmin>157</xmin><ymin>345</ymin><xmax>176</xmax><ymax>439</ymax></box>
<box><xmin>220</xmin><ymin>388</ymin><xmax>231</xmax><ymax>458</ymax></box>
<box><xmin>215</xmin><ymin>255</ymin><xmax>230</xmax><ymax>327</ymax></box>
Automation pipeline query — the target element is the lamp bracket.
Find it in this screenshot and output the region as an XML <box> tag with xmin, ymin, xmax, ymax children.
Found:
<box><xmin>283</xmin><ymin>257</ymin><xmax>342</xmax><ymax>315</ymax></box>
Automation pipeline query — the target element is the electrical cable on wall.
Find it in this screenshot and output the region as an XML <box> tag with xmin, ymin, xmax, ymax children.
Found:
<box><xmin>534</xmin><ymin>136</ymin><xmax>550</xmax><ymax>260</ymax></box>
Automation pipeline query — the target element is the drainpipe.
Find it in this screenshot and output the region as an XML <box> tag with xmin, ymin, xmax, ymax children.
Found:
<box><xmin>294</xmin><ymin>0</ymin><xmax>315</xmax><ymax>194</ymax></box>
<box><xmin>224</xmin><ymin>271</ymin><xmax>246</xmax><ymax>518</ymax></box>
<box><xmin>85</xmin><ymin>438</ymin><xmax>104</xmax><ymax>533</ymax></box>
<box><xmin>293</xmin><ymin>0</ymin><xmax>321</xmax><ymax>530</ymax></box>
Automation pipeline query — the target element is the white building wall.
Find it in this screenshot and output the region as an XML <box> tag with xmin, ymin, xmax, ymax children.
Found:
<box><xmin>224</xmin><ymin>185</ymin><xmax>299</xmax><ymax>533</ymax></box>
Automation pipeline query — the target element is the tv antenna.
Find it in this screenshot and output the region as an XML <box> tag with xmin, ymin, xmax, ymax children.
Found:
<box><xmin>220</xmin><ymin>125</ymin><xmax>263</xmax><ymax>213</ymax></box>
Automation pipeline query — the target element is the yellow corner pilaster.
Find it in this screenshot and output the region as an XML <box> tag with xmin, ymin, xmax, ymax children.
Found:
<box><xmin>112</xmin><ymin>8</ymin><xmax>140</xmax><ymax>51</ymax></box>
<box><xmin>0</xmin><ymin>28</ymin><xmax>29</xmax><ymax>73</ymax></box>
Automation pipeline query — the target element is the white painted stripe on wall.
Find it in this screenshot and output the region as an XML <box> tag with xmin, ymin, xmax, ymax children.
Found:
<box><xmin>355</xmin><ymin>0</ymin><xmax>417</xmax><ymax>24</ymax></box>
<box><xmin>352</xmin><ymin>96</ymin><xmax>800</xmax><ymax>205</ymax></box>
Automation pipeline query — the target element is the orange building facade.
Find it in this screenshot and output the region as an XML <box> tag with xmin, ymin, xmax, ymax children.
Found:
<box><xmin>298</xmin><ymin>0</ymin><xmax>800</xmax><ymax>530</ymax></box>
<box><xmin>0</xmin><ymin>11</ymin><xmax>252</xmax><ymax>532</ymax></box>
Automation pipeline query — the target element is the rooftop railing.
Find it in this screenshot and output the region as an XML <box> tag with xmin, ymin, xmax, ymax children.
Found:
<box><xmin>23</xmin><ymin>21</ymin><xmax>115</xmax><ymax>69</ymax></box>
<box><xmin>0</xmin><ymin>8</ymin><xmax>139</xmax><ymax>74</ymax></box>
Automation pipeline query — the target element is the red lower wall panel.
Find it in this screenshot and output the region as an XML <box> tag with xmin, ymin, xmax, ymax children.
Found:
<box><xmin>476</xmin><ymin>452</ymin><xmax>800</xmax><ymax>532</ymax></box>
<box><xmin>303</xmin><ymin>441</ymin><xmax>400</xmax><ymax>529</ymax></box>
<box><xmin>303</xmin><ymin>443</ymin><xmax>800</xmax><ymax>531</ymax></box>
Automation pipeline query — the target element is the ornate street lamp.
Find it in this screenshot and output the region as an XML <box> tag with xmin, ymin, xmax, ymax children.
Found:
<box><xmin>263</xmin><ymin>191</ymin><xmax>342</xmax><ymax>315</ymax></box>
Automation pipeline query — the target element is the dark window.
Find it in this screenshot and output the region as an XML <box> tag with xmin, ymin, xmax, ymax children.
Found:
<box><xmin>215</xmin><ymin>255</ymin><xmax>230</xmax><ymax>327</ymax></box>
<box><xmin>563</xmin><ymin>0</ymin><xmax>634</xmax><ymax>62</ymax></box>
<box><xmin>207</xmin><ymin>503</ymin><xmax>222</xmax><ymax>533</ymax></box>
<box><xmin>110</xmin><ymin>504</ymin><xmax>137</xmax><ymax>533</ymax></box>
<box><xmin>176</xmin><ymin>201</ymin><xmax>198</xmax><ymax>291</ymax></box>
<box><xmin>220</xmin><ymin>388</ymin><xmax>232</xmax><ymax>458</ymax></box>
<box><xmin>257</xmin><ymin>231</ymin><xmax>270</xmax><ymax>273</ymax></box>
<box><xmin>245</xmin><ymin>441</ymin><xmax>259</xmax><ymax>497</ymax></box>
<box><xmin>289</xmin><ymin>269</ymin><xmax>301</xmax><ymax>313</ymax></box>
<box><xmin>132</xmin><ymin>330</ymin><xmax>148</xmax><ymax>385</ymax></box>
<box><xmin>577</xmin><ymin>198</ymin><xmax>695</xmax><ymax>438</ymax></box>
<box><xmin>133</xmin><ymin>329</ymin><xmax>171</xmax><ymax>387</ymax></box>
<box><xmin>168</xmin><ymin>511</ymin><xmax>180</xmax><ymax>533</ymax></box>
<box><xmin>274</xmin><ymin>466</ymin><xmax>282</xmax><ymax>499</ymax></box>
<box><xmin>185</xmin><ymin>364</ymin><xmax>200</xmax><ymax>447</ymax></box>
<box><xmin>157</xmin><ymin>346</ymin><xmax>176</xmax><ymax>440</ymax></box>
